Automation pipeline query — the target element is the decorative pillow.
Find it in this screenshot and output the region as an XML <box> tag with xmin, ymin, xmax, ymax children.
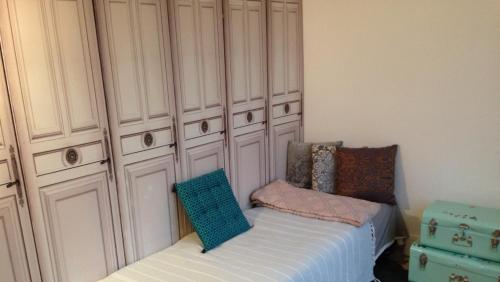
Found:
<box><xmin>311</xmin><ymin>144</ymin><xmax>337</xmax><ymax>193</ymax></box>
<box><xmin>286</xmin><ymin>141</ymin><xmax>343</xmax><ymax>188</ymax></box>
<box><xmin>335</xmin><ymin>145</ymin><xmax>398</xmax><ymax>205</ymax></box>
<box><xmin>175</xmin><ymin>169</ymin><xmax>251</xmax><ymax>252</ymax></box>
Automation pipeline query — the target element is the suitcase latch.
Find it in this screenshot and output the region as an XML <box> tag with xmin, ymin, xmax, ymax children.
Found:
<box><xmin>452</xmin><ymin>223</ymin><xmax>473</xmax><ymax>248</ymax></box>
<box><xmin>492</xmin><ymin>230</ymin><xmax>500</xmax><ymax>249</ymax></box>
<box><xmin>428</xmin><ymin>218</ymin><xmax>438</xmax><ymax>236</ymax></box>
<box><xmin>449</xmin><ymin>274</ymin><xmax>469</xmax><ymax>282</ymax></box>
<box><xmin>419</xmin><ymin>253</ymin><xmax>428</xmax><ymax>269</ymax></box>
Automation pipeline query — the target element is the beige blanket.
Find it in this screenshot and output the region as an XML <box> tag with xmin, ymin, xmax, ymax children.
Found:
<box><xmin>251</xmin><ymin>180</ymin><xmax>381</xmax><ymax>227</ymax></box>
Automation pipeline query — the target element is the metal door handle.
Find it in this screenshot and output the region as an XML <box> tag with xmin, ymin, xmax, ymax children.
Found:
<box><xmin>222</xmin><ymin>106</ymin><xmax>228</xmax><ymax>147</ymax></box>
<box><xmin>9</xmin><ymin>146</ymin><xmax>24</xmax><ymax>206</ymax></box>
<box><xmin>6</xmin><ymin>179</ymin><xmax>19</xmax><ymax>188</ymax></box>
<box><xmin>102</xmin><ymin>129</ymin><xmax>114</xmax><ymax>181</ymax></box>
<box><xmin>100</xmin><ymin>157</ymin><xmax>110</xmax><ymax>165</ymax></box>
<box><xmin>172</xmin><ymin>116</ymin><xmax>179</xmax><ymax>162</ymax></box>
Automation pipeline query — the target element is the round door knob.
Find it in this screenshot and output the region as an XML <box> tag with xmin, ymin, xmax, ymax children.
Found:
<box><xmin>246</xmin><ymin>111</ymin><xmax>253</xmax><ymax>123</ymax></box>
<box><xmin>65</xmin><ymin>148</ymin><xmax>79</xmax><ymax>165</ymax></box>
<box><xmin>284</xmin><ymin>103</ymin><xmax>290</xmax><ymax>114</ymax></box>
<box><xmin>201</xmin><ymin>120</ymin><xmax>209</xmax><ymax>133</ymax></box>
<box><xmin>143</xmin><ymin>132</ymin><xmax>154</xmax><ymax>147</ymax></box>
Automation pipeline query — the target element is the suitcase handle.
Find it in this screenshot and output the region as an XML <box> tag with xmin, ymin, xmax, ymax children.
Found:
<box><xmin>449</xmin><ymin>273</ymin><xmax>469</xmax><ymax>282</ymax></box>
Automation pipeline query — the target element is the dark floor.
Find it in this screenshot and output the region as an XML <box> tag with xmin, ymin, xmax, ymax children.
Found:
<box><xmin>373</xmin><ymin>243</ymin><xmax>409</xmax><ymax>282</ymax></box>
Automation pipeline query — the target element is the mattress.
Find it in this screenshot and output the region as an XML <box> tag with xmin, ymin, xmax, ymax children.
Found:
<box><xmin>102</xmin><ymin>205</ymin><xmax>398</xmax><ymax>282</ymax></box>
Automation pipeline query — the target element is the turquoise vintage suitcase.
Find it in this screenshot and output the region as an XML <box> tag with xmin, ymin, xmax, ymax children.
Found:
<box><xmin>409</xmin><ymin>243</ymin><xmax>500</xmax><ymax>282</ymax></box>
<box><xmin>421</xmin><ymin>201</ymin><xmax>500</xmax><ymax>262</ymax></box>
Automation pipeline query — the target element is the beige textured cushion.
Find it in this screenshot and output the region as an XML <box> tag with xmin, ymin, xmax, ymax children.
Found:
<box><xmin>286</xmin><ymin>141</ymin><xmax>343</xmax><ymax>188</ymax></box>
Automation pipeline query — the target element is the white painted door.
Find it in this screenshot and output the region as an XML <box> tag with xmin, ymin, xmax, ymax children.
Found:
<box><xmin>224</xmin><ymin>0</ymin><xmax>269</xmax><ymax>200</ymax></box>
<box><xmin>0</xmin><ymin>0</ymin><xmax>124</xmax><ymax>281</ymax></box>
<box><xmin>271</xmin><ymin>120</ymin><xmax>300</xmax><ymax>181</ymax></box>
<box><xmin>0</xmin><ymin>54</ymin><xmax>41</xmax><ymax>282</ymax></box>
<box><xmin>94</xmin><ymin>0</ymin><xmax>180</xmax><ymax>263</ymax></box>
<box><xmin>168</xmin><ymin>0</ymin><xmax>230</xmax><ymax>237</ymax></box>
<box><xmin>268</xmin><ymin>0</ymin><xmax>303</xmax><ymax>181</ymax></box>
<box><xmin>168</xmin><ymin>0</ymin><xmax>229</xmax><ymax>181</ymax></box>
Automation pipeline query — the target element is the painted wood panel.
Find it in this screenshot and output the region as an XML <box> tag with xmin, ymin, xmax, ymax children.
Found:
<box><xmin>270</xmin><ymin>2</ymin><xmax>285</xmax><ymax>97</ymax></box>
<box><xmin>175</xmin><ymin>1</ymin><xmax>202</xmax><ymax>113</ymax></box>
<box><xmin>286</xmin><ymin>2</ymin><xmax>300</xmax><ymax>94</ymax></box>
<box><xmin>39</xmin><ymin>172</ymin><xmax>117</xmax><ymax>282</ymax></box>
<box><xmin>271</xmin><ymin>120</ymin><xmax>300</xmax><ymax>181</ymax></box>
<box><xmin>228</xmin><ymin>1</ymin><xmax>247</xmax><ymax>104</ymax></box>
<box><xmin>107</xmin><ymin>0</ymin><xmax>143</xmax><ymax>124</ymax></box>
<box><xmin>169</xmin><ymin>0</ymin><xmax>226</xmax><ymax>123</ymax></box>
<box><xmin>232</xmin><ymin>130</ymin><xmax>267</xmax><ymax>210</ymax></box>
<box><xmin>200</xmin><ymin>0</ymin><xmax>223</xmax><ymax>109</ymax></box>
<box><xmin>124</xmin><ymin>156</ymin><xmax>178</xmax><ymax>259</ymax></box>
<box><xmin>0</xmin><ymin>0</ymin><xmax>125</xmax><ymax>280</ymax></box>
<box><xmin>0</xmin><ymin>197</ymin><xmax>30</xmax><ymax>282</ymax></box>
<box><xmin>95</xmin><ymin>0</ymin><xmax>179</xmax><ymax>264</ymax></box>
<box><xmin>185</xmin><ymin>140</ymin><xmax>226</xmax><ymax>179</ymax></box>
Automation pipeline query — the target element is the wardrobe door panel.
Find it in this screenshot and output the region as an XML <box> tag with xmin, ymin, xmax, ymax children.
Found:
<box><xmin>227</xmin><ymin>1</ymin><xmax>247</xmax><ymax>105</ymax></box>
<box><xmin>124</xmin><ymin>156</ymin><xmax>178</xmax><ymax>259</ymax></box>
<box><xmin>107</xmin><ymin>0</ymin><xmax>143</xmax><ymax>124</ymax></box>
<box><xmin>232</xmin><ymin>130</ymin><xmax>266</xmax><ymax>210</ymax></box>
<box><xmin>95</xmin><ymin>0</ymin><xmax>179</xmax><ymax>264</ymax></box>
<box><xmin>54</xmin><ymin>1</ymin><xmax>101</xmax><ymax>133</ymax></box>
<box><xmin>9</xmin><ymin>0</ymin><xmax>64</xmax><ymax>140</ymax></box>
<box><xmin>185</xmin><ymin>141</ymin><xmax>226</xmax><ymax>179</ymax></box>
<box><xmin>286</xmin><ymin>2</ymin><xmax>300</xmax><ymax>95</ymax></box>
<box><xmin>176</xmin><ymin>2</ymin><xmax>202</xmax><ymax>113</ymax></box>
<box><xmin>139</xmin><ymin>1</ymin><xmax>172</xmax><ymax>119</ymax></box>
<box><xmin>40</xmin><ymin>172</ymin><xmax>116</xmax><ymax>282</ymax></box>
<box><xmin>0</xmin><ymin>0</ymin><xmax>124</xmax><ymax>280</ymax></box>
<box><xmin>270</xmin><ymin>2</ymin><xmax>285</xmax><ymax>98</ymax></box>
<box><xmin>271</xmin><ymin>120</ymin><xmax>300</xmax><ymax>181</ymax></box>
<box><xmin>199</xmin><ymin>0</ymin><xmax>223</xmax><ymax>109</ymax></box>
<box><xmin>0</xmin><ymin>197</ymin><xmax>29</xmax><ymax>282</ymax></box>
<box><xmin>247</xmin><ymin>1</ymin><xmax>266</xmax><ymax>101</ymax></box>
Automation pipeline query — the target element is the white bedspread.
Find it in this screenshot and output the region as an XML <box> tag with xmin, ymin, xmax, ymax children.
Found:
<box><xmin>102</xmin><ymin>207</ymin><xmax>376</xmax><ymax>282</ymax></box>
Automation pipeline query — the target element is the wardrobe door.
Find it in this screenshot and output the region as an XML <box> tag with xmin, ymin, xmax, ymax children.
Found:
<box><xmin>168</xmin><ymin>0</ymin><xmax>229</xmax><ymax>237</ymax></box>
<box><xmin>0</xmin><ymin>0</ymin><xmax>124</xmax><ymax>281</ymax></box>
<box><xmin>224</xmin><ymin>0</ymin><xmax>268</xmax><ymax>203</ymax></box>
<box><xmin>271</xmin><ymin>120</ymin><xmax>300</xmax><ymax>181</ymax></box>
<box><xmin>0</xmin><ymin>56</ymin><xmax>41</xmax><ymax>282</ymax></box>
<box><xmin>268</xmin><ymin>0</ymin><xmax>303</xmax><ymax>181</ymax></box>
<box><xmin>94</xmin><ymin>0</ymin><xmax>180</xmax><ymax>263</ymax></box>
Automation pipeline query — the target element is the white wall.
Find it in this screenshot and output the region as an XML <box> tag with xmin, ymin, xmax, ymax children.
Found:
<box><xmin>303</xmin><ymin>0</ymin><xmax>500</xmax><ymax>241</ymax></box>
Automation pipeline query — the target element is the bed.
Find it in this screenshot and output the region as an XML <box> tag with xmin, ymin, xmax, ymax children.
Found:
<box><xmin>101</xmin><ymin>204</ymin><xmax>400</xmax><ymax>282</ymax></box>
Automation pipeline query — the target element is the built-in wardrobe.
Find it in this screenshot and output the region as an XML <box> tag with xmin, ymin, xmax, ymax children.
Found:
<box><xmin>0</xmin><ymin>0</ymin><xmax>303</xmax><ymax>281</ymax></box>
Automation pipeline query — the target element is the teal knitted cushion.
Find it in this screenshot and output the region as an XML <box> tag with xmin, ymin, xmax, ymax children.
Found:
<box><xmin>175</xmin><ymin>169</ymin><xmax>251</xmax><ymax>252</ymax></box>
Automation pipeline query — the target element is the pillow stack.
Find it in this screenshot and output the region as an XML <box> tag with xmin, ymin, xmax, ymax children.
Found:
<box><xmin>286</xmin><ymin>141</ymin><xmax>398</xmax><ymax>205</ymax></box>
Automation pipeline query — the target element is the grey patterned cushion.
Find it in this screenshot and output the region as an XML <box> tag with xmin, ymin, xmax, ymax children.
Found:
<box><xmin>311</xmin><ymin>144</ymin><xmax>338</xmax><ymax>193</ymax></box>
<box><xmin>286</xmin><ymin>141</ymin><xmax>343</xmax><ymax>188</ymax></box>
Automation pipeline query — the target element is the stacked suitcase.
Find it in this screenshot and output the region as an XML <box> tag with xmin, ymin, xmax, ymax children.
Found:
<box><xmin>409</xmin><ymin>201</ymin><xmax>500</xmax><ymax>282</ymax></box>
